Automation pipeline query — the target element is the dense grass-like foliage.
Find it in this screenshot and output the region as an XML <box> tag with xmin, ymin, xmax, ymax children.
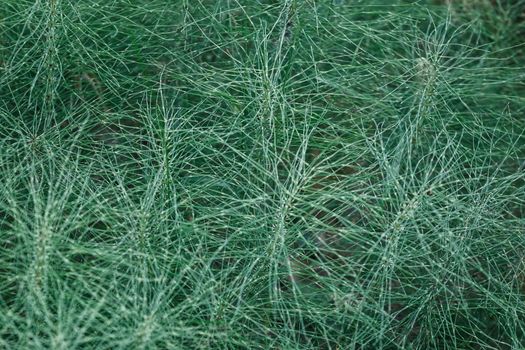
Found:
<box><xmin>1</xmin><ymin>0</ymin><xmax>524</xmax><ymax>348</ymax></box>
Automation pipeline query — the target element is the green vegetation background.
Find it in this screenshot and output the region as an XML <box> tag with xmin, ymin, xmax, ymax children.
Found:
<box><xmin>1</xmin><ymin>0</ymin><xmax>524</xmax><ymax>349</ymax></box>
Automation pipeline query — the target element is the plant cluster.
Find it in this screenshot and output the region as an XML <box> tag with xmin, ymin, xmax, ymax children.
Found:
<box><xmin>1</xmin><ymin>0</ymin><xmax>524</xmax><ymax>349</ymax></box>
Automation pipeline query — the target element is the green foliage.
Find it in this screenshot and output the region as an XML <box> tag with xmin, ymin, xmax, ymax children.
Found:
<box><xmin>1</xmin><ymin>0</ymin><xmax>524</xmax><ymax>349</ymax></box>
